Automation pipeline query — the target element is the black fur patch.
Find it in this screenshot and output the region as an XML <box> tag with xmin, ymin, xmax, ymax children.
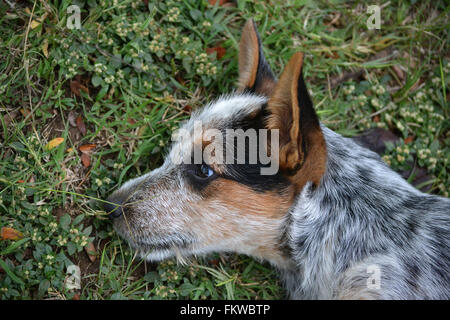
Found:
<box><xmin>183</xmin><ymin>106</ymin><xmax>291</xmax><ymax>194</ymax></box>
<box><xmin>221</xmin><ymin>107</ymin><xmax>290</xmax><ymax>193</ymax></box>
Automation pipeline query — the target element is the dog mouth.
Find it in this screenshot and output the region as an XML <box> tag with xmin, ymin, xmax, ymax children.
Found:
<box><xmin>112</xmin><ymin>220</ymin><xmax>196</xmax><ymax>260</ymax></box>
<box><xmin>121</xmin><ymin>235</ymin><xmax>195</xmax><ymax>260</ymax></box>
<box><xmin>132</xmin><ymin>239</ymin><xmax>192</xmax><ymax>251</ymax></box>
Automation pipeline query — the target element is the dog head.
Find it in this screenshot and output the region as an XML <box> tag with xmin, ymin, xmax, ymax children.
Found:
<box><xmin>104</xmin><ymin>20</ymin><xmax>327</xmax><ymax>268</ymax></box>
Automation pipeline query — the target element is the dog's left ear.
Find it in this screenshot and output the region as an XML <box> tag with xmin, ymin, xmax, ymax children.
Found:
<box><xmin>266</xmin><ymin>52</ymin><xmax>327</xmax><ymax>188</ymax></box>
<box><xmin>238</xmin><ymin>20</ymin><xmax>276</xmax><ymax>96</ymax></box>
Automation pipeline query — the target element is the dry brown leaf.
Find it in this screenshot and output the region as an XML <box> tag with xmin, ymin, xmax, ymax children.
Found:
<box><xmin>1</xmin><ymin>227</ymin><xmax>24</xmax><ymax>240</ymax></box>
<box><xmin>79</xmin><ymin>144</ymin><xmax>96</xmax><ymax>153</ymax></box>
<box><xmin>84</xmin><ymin>242</ymin><xmax>97</xmax><ymax>262</ymax></box>
<box><xmin>45</xmin><ymin>137</ymin><xmax>64</xmax><ymax>150</ymax></box>
<box><xmin>42</xmin><ymin>38</ymin><xmax>49</xmax><ymax>58</ymax></box>
<box><xmin>208</xmin><ymin>259</ymin><xmax>219</xmax><ymax>266</ymax></box>
<box><xmin>208</xmin><ymin>0</ymin><xmax>231</xmax><ymax>5</ymax></box>
<box><xmin>70</xmin><ymin>80</ymin><xmax>89</xmax><ymax>97</ymax></box>
<box><xmin>76</xmin><ymin>115</ymin><xmax>87</xmax><ymax>136</ymax></box>
<box><xmin>70</xmin><ymin>80</ymin><xmax>81</xmax><ymax>96</ymax></box>
<box><xmin>183</xmin><ymin>104</ymin><xmax>192</xmax><ymax>113</ymax></box>
<box><xmin>175</xmin><ymin>74</ymin><xmax>185</xmax><ymax>86</ymax></box>
<box><xmin>81</xmin><ymin>153</ymin><xmax>91</xmax><ymax>168</ymax></box>
<box><xmin>404</xmin><ymin>136</ymin><xmax>414</xmax><ymax>144</ymax></box>
<box><xmin>20</xmin><ymin>108</ymin><xmax>31</xmax><ymax>118</ymax></box>
<box><xmin>206</xmin><ymin>46</ymin><xmax>226</xmax><ymax>60</ymax></box>
<box><xmin>325</xmin><ymin>51</ymin><xmax>339</xmax><ymax>59</ymax></box>
<box><xmin>392</xmin><ymin>65</ymin><xmax>405</xmax><ymax>81</ymax></box>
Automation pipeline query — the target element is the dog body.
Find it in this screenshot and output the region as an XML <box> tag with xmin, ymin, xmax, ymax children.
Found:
<box><xmin>105</xmin><ymin>20</ymin><xmax>450</xmax><ymax>299</ymax></box>
<box><xmin>281</xmin><ymin>126</ymin><xmax>450</xmax><ymax>299</ymax></box>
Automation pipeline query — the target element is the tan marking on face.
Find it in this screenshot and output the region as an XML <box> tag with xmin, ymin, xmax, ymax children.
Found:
<box><xmin>189</xmin><ymin>178</ymin><xmax>295</xmax><ymax>267</ymax></box>
<box><xmin>205</xmin><ymin>179</ymin><xmax>294</xmax><ymax>218</ymax></box>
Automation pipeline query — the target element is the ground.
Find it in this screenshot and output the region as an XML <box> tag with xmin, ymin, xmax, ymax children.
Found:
<box><xmin>0</xmin><ymin>0</ymin><xmax>448</xmax><ymax>300</ymax></box>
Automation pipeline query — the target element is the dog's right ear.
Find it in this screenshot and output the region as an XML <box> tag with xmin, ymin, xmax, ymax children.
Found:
<box><xmin>238</xmin><ymin>20</ymin><xmax>276</xmax><ymax>96</ymax></box>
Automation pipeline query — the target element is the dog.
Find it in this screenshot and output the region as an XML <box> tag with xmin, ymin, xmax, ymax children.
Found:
<box><xmin>104</xmin><ymin>20</ymin><xmax>450</xmax><ymax>299</ymax></box>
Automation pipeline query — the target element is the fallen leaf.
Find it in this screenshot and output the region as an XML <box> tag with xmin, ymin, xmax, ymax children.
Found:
<box><xmin>404</xmin><ymin>136</ymin><xmax>414</xmax><ymax>144</ymax></box>
<box><xmin>30</xmin><ymin>13</ymin><xmax>48</xmax><ymax>30</ymax></box>
<box><xmin>42</xmin><ymin>38</ymin><xmax>49</xmax><ymax>58</ymax></box>
<box><xmin>206</xmin><ymin>46</ymin><xmax>226</xmax><ymax>60</ymax></box>
<box><xmin>351</xmin><ymin>128</ymin><xmax>400</xmax><ymax>155</ymax></box>
<box><xmin>76</xmin><ymin>115</ymin><xmax>87</xmax><ymax>136</ymax></box>
<box><xmin>20</xmin><ymin>108</ymin><xmax>30</xmax><ymax>118</ymax></box>
<box><xmin>66</xmin><ymin>147</ymin><xmax>73</xmax><ymax>153</ymax></box>
<box><xmin>68</xmin><ymin>111</ymin><xmax>78</xmax><ymax>127</ymax></box>
<box><xmin>330</xmin><ymin>70</ymin><xmax>365</xmax><ymax>89</ymax></box>
<box><xmin>325</xmin><ymin>51</ymin><xmax>339</xmax><ymax>59</ymax></box>
<box><xmin>84</xmin><ymin>242</ymin><xmax>97</xmax><ymax>262</ymax></box>
<box><xmin>392</xmin><ymin>65</ymin><xmax>405</xmax><ymax>81</ymax></box>
<box><xmin>1</xmin><ymin>227</ymin><xmax>24</xmax><ymax>240</ymax></box>
<box><xmin>208</xmin><ymin>0</ymin><xmax>231</xmax><ymax>5</ymax></box>
<box><xmin>30</xmin><ymin>20</ymin><xmax>40</xmax><ymax>29</ymax></box>
<box><xmin>70</xmin><ymin>81</ymin><xmax>81</xmax><ymax>96</ymax></box>
<box><xmin>45</xmin><ymin>137</ymin><xmax>64</xmax><ymax>150</ymax></box>
<box><xmin>79</xmin><ymin>144</ymin><xmax>96</xmax><ymax>153</ymax></box>
<box><xmin>3</xmin><ymin>110</ymin><xmax>19</xmax><ymax>127</ymax></box>
<box><xmin>208</xmin><ymin>259</ymin><xmax>219</xmax><ymax>266</ymax></box>
<box><xmin>81</xmin><ymin>153</ymin><xmax>90</xmax><ymax>168</ymax></box>
<box><xmin>70</xmin><ymin>80</ymin><xmax>89</xmax><ymax>97</ymax></box>
<box><xmin>175</xmin><ymin>74</ymin><xmax>185</xmax><ymax>86</ymax></box>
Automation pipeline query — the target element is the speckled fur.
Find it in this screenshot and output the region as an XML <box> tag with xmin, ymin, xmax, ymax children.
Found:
<box><xmin>280</xmin><ymin>126</ymin><xmax>450</xmax><ymax>299</ymax></box>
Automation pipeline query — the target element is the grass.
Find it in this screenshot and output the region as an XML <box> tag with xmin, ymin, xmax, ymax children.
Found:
<box><xmin>0</xmin><ymin>0</ymin><xmax>448</xmax><ymax>300</ymax></box>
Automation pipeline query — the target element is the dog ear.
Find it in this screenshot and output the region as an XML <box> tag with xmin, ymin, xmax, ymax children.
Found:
<box><xmin>266</xmin><ymin>52</ymin><xmax>327</xmax><ymax>188</ymax></box>
<box><xmin>238</xmin><ymin>19</ymin><xmax>276</xmax><ymax>96</ymax></box>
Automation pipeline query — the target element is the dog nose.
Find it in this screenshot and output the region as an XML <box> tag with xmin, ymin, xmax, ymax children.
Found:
<box><xmin>103</xmin><ymin>199</ymin><xmax>124</xmax><ymax>219</ymax></box>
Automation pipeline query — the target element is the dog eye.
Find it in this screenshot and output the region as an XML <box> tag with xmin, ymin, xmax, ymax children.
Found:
<box><xmin>198</xmin><ymin>164</ymin><xmax>214</xmax><ymax>178</ymax></box>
